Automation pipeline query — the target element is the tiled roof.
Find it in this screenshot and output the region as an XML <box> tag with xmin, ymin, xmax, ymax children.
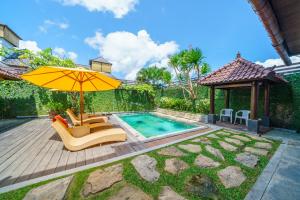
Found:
<box><xmin>90</xmin><ymin>57</ymin><xmax>111</xmax><ymax>64</ymax></box>
<box><xmin>0</xmin><ymin>62</ymin><xmax>20</xmax><ymax>80</ymax></box>
<box><xmin>199</xmin><ymin>53</ymin><xmax>286</xmax><ymax>85</ymax></box>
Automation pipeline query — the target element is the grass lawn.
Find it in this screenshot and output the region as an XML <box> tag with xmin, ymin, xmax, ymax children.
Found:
<box><xmin>0</xmin><ymin>129</ymin><xmax>280</xmax><ymax>200</ymax></box>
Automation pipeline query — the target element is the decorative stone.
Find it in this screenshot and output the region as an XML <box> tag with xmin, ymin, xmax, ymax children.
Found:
<box><xmin>185</xmin><ymin>174</ymin><xmax>220</xmax><ymax>199</ymax></box>
<box><xmin>217</xmin><ymin>166</ymin><xmax>246</xmax><ymax>188</ymax></box>
<box><xmin>245</xmin><ymin>147</ymin><xmax>268</xmax><ymax>156</ymax></box>
<box><xmin>207</xmin><ymin>134</ymin><xmax>220</xmax><ymax>139</ymax></box>
<box><xmin>131</xmin><ymin>155</ymin><xmax>160</xmax><ymax>182</ymax></box>
<box><xmin>216</xmin><ymin>131</ymin><xmax>231</xmax><ymax>136</ymax></box>
<box><xmin>108</xmin><ymin>185</ymin><xmax>153</xmax><ymax>200</ymax></box>
<box><xmin>247</xmin><ymin>135</ymin><xmax>273</xmax><ymax>143</ymax></box>
<box><xmin>23</xmin><ymin>176</ymin><xmax>73</xmax><ymax>200</ymax></box>
<box><xmin>231</xmin><ymin>135</ymin><xmax>251</xmax><ymax>142</ymax></box>
<box><xmin>157</xmin><ymin>146</ymin><xmax>186</xmax><ymax>157</ymax></box>
<box><xmin>224</xmin><ymin>138</ymin><xmax>244</xmax><ymax>146</ymax></box>
<box><xmin>194</xmin><ymin>154</ymin><xmax>220</xmax><ymax>168</ymax></box>
<box><xmin>178</xmin><ymin>144</ymin><xmax>201</xmax><ymax>153</ymax></box>
<box><xmin>218</xmin><ymin>141</ymin><xmax>237</xmax><ymax>152</ymax></box>
<box><xmin>254</xmin><ymin>142</ymin><xmax>272</xmax><ymax>149</ymax></box>
<box><xmin>164</xmin><ymin>158</ymin><xmax>189</xmax><ymax>175</ymax></box>
<box><xmin>82</xmin><ymin>164</ymin><xmax>123</xmax><ymax>197</ymax></box>
<box><xmin>235</xmin><ymin>152</ymin><xmax>259</xmax><ymax>168</ymax></box>
<box><xmin>205</xmin><ymin>145</ymin><xmax>225</xmax><ymax>160</ymax></box>
<box><xmin>158</xmin><ymin>186</ymin><xmax>186</xmax><ymax>200</ymax></box>
<box><xmin>191</xmin><ymin>137</ymin><xmax>211</xmax><ymax>144</ymax></box>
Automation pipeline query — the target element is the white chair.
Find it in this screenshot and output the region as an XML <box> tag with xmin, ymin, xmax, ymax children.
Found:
<box><xmin>219</xmin><ymin>109</ymin><xmax>233</xmax><ymax>123</ymax></box>
<box><xmin>234</xmin><ymin>110</ymin><xmax>251</xmax><ymax>126</ymax></box>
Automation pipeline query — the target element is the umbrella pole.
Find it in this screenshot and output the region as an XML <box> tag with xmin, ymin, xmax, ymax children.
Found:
<box><xmin>80</xmin><ymin>84</ymin><xmax>84</xmax><ymax>126</ymax></box>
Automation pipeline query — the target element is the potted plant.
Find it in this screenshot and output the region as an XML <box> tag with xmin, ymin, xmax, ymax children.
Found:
<box><xmin>46</xmin><ymin>102</ymin><xmax>65</xmax><ymax>119</ymax></box>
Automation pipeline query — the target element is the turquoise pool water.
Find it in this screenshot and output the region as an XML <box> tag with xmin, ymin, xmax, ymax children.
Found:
<box><xmin>118</xmin><ymin>113</ymin><xmax>197</xmax><ymax>138</ymax></box>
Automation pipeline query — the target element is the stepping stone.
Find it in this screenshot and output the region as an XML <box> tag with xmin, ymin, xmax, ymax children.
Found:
<box><xmin>158</xmin><ymin>186</ymin><xmax>186</xmax><ymax>200</ymax></box>
<box><xmin>247</xmin><ymin>135</ymin><xmax>273</xmax><ymax>143</ymax></box>
<box><xmin>157</xmin><ymin>146</ymin><xmax>186</xmax><ymax>157</ymax></box>
<box><xmin>224</xmin><ymin>138</ymin><xmax>244</xmax><ymax>146</ymax></box>
<box><xmin>217</xmin><ymin>166</ymin><xmax>246</xmax><ymax>188</ymax></box>
<box><xmin>194</xmin><ymin>154</ymin><xmax>220</xmax><ymax>168</ymax></box>
<box><xmin>207</xmin><ymin>134</ymin><xmax>220</xmax><ymax>139</ymax></box>
<box><xmin>254</xmin><ymin>142</ymin><xmax>272</xmax><ymax>149</ymax></box>
<box><xmin>225</xmin><ymin>130</ymin><xmax>241</xmax><ymax>134</ymax></box>
<box><xmin>185</xmin><ymin>174</ymin><xmax>220</xmax><ymax>199</ymax></box>
<box><xmin>108</xmin><ymin>185</ymin><xmax>153</xmax><ymax>200</ymax></box>
<box><xmin>235</xmin><ymin>152</ymin><xmax>259</xmax><ymax>168</ymax></box>
<box><xmin>205</xmin><ymin>145</ymin><xmax>225</xmax><ymax>161</ymax></box>
<box><xmin>191</xmin><ymin>137</ymin><xmax>211</xmax><ymax>144</ymax></box>
<box><xmin>216</xmin><ymin>131</ymin><xmax>231</xmax><ymax>136</ymax></box>
<box><xmin>245</xmin><ymin>147</ymin><xmax>268</xmax><ymax>156</ymax></box>
<box><xmin>231</xmin><ymin>135</ymin><xmax>251</xmax><ymax>142</ymax></box>
<box><xmin>82</xmin><ymin>164</ymin><xmax>123</xmax><ymax>197</ymax></box>
<box><xmin>164</xmin><ymin>158</ymin><xmax>189</xmax><ymax>175</ymax></box>
<box><xmin>178</xmin><ymin>144</ymin><xmax>201</xmax><ymax>153</ymax></box>
<box><xmin>23</xmin><ymin>176</ymin><xmax>73</xmax><ymax>200</ymax></box>
<box><xmin>218</xmin><ymin>141</ymin><xmax>237</xmax><ymax>152</ymax></box>
<box><xmin>131</xmin><ymin>155</ymin><xmax>160</xmax><ymax>182</ymax></box>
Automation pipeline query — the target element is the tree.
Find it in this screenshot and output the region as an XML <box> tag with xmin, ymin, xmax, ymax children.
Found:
<box><xmin>168</xmin><ymin>47</ymin><xmax>210</xmax><ymax>111</ymax></box>
<box><xmin>136</xmin><ymin>66</ymin><xmax>171</xmax><ymax>88</ymax></box>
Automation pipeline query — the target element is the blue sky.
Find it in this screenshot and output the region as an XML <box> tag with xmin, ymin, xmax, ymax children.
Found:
<box><xmin>1</xmin><ymin>0</ymin><xmax>283</xmax><ymax>79</ymax></box>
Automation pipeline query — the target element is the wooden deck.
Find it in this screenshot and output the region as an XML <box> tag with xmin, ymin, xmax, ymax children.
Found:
<box><xmin>0</xmin><ymin>118</ymin><xmax>211</xmax><ymax>188</ymax></box>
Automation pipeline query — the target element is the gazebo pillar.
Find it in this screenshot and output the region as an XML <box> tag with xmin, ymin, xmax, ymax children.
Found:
<box><xmin>262</xmin><ymin>81</ymin><xmax>270</xmax><ymax>127</ymax></box>
<box><xmin>224</xmin><ymin>89</ymin><xmax>230</xmax><ymax>108</ymax></box>
<box><xmin>208</xmin><ymin>86</ymin><xmax>217</xmax><ymax>124</ymax></box>
<box><xmin>248</xmin><ymin>81</ymin><xmax>259</xmax><ymax>133</ymax></box>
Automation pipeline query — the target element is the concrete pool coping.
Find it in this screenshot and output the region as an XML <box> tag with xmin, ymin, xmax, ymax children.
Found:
<box><xmin>112</xmin><ymin>112</ymin><xmax>208</xmax><ymax>142</ymax></box>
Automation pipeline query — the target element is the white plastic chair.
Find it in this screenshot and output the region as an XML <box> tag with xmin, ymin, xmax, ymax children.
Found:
<box><xmin>219</xmin><ymin>109</ymin><xmax>233</xmax><ymax>123</ymax></box>
<box><xmin>234</xmin><ymin>110</ymin><xmax>251</xmax><ymax>126</ymax></box>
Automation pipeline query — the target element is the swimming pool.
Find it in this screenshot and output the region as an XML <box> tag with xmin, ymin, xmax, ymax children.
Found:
<box><xmin>116</xmin><ymin>113</ymin><xmax>199</xmax><ymax>138</ymax></box>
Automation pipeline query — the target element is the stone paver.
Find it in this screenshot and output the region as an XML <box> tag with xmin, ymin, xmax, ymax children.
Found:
<box><xmin>231</xmin><ymin>135</ymin><xmax>251</xmax><ymax>142</ymax></box>
<box><xmin>131</xmin><ymin>155</ymin><xmax>160</xmax><ymax>182</ymax></box>
<box><xmin>82</xmin><ymin>164</ymin><xmax>123</xmax><ymax>197</ymax></box>
<box><xmin>191</xmin><ymin>137</ymin><xmax>211</xmax><ymax>144</ymax></box>
<box><xmin>218</xmin><ymin>141</ymin><xmax>237</xmax><ymax>152</ymax></box>
<box><xmin>205</xmin><ymin>145</ymin><xmax>225</xmax><ymax>161</ymax></box>
<box><xmin>247</xmin><ymin>134</ymin><xmax>273</xmax><ymax>143</ymax></box>
<box><xmin>108</xmin><ymin>185</ymin><xmax>153</xmax><ymax>200</ymax></box>
<box><xmin>194</xmin><ymin>154</ymin><xmax>220</xmax><ymax>168</ymax></box>
<box><xmin>158</xmin><ymin>186</ymin><xmax>186</xmax><ymax>200</ymax></box>
<box><xmin>164</xmin><ymin>158</ymin><xmax>189</xmax><ymax>175</ymax></box>
<box><xmin>23</xmin><ymin>176</ymin><xmax>73</xmax><ymax>200</ymax></box>
<box><xmin>178</xmin><ymin>144</ymin><xmax>201</xmax><ymax>153</ymax></box>
<box><xmin>254</xmin><ymin>142</ymin><xmax>272</xmax><ymax>149</ymax></box>
<box><xmin>245</xmin><ymin>147</ymin><xmax>268</xmax><ymax>156</ymax></box>
<box><xmin>157</xmin><ymin>146</ymin><xmax>186</xmax><ymax>157</ymax></box>
<box><xmin>216</xmin><ymin>131</ymin><xmax>231</xmax><ymax>136</ymax></box>
<box><xmin>225</xmin><ymin>138</ymin><xmax>244</xmax><ymax>146</ymax></box>
<box><xmin>207</xmin><ymin>134</ymin><xmax>220</xmax><ymax>139</ymax></box>
<box><xmin>235</xmin><ymin>152</ymin><xmax>259</xmax><ymax>168</ymax></box>
<box><xmin>217</xmin><ymin>166</ymin><xmax>246</xmax><ymax>188</ymax></box>
<box><xmin>185</xmin><ymin>174</ymin><xmax>220</xmax><ymax>199</ymax></box>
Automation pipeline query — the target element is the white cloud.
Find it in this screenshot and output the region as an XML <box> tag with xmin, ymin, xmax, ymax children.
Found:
<box><xmin>39</xmin><ymin>19</ymin><xmax>69</xmax><ymax>33</ymax></box>
<box><xmin>58</xmin><ymin>0</ymin><xmax>139</xmax><ymax>18</ymax></box>
<box><xmin>85</xmin><ymin>30</ymin><xmax>179</xmax><ymax>80</ymax></box>
<box><xmin>53</xmin><ymin>47</ymin><xmax>78</xmax><ymax>61</ymax></box>
<box><xmin>19</xmin><ymin>40</ymin><xmax>41</xmax><ymax>53</ymax></box>
<box><xmin>256</xmin><ymin>56</ymin><xmax>300</xmax><ymax>67</ymax></box>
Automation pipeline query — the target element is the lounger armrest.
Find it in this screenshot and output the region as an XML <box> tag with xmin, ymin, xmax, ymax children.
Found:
<box><xmin>71</xmin><ymin>126</ymin><xmax>90</xmax><ymax>138</ymax></box>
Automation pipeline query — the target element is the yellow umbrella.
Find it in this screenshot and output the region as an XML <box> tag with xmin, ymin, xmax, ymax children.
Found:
<box><xmin>21</xmin><ymin>66</ymin><xmax>121</xmax><ymax>125</ymax></box>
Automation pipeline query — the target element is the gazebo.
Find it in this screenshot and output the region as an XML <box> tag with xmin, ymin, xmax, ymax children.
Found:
<box><xmin>0</xmin><ymin>62</ymin><xmax>20</xmax><ymax>80</ymax></box>
<box><xmin>199</xmin><ymin>53</ymin><xmax>286</xmax><ymax>133</ymax></box>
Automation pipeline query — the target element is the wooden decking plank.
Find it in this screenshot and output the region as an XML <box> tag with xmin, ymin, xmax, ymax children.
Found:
<box><xmin>0</xmin><ymin>119</ymin><xmax>35</xmax><ymax>140</ymax></box>
<box><xmin>75</xmin><ymin>150</ymin><xmax>86</xmax><ymax>167</ymax></box>
<box><xmin>65</xmin><ymin>152</ymin><xmax>77</xmax><ymax>170</ymax></box>
<box><xmin>84</xmin><ymin>148</ymin><xmax>94</xmax><ymax>165</ymax></box>
<box><xmin>0</xmin><ymin>126</ymin><xmax>52</xmax><ymax>186</ymax></box>
<box><xmin>54</xmin><ymin>149</ymin><xmax>70</xmax><ymax>173</ymax></box>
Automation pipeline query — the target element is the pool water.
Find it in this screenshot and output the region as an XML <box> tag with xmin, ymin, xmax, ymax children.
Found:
<box><xmin>118</xmin><ymin>113</ymin><xmax>197</xmax><ymax>138</ymax></box>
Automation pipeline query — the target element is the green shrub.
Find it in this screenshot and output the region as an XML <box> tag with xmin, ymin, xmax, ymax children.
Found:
<box><xmin>196</xmin><ymin>99</ymin><xmax>210</xmax><ymax>114</ymax></box>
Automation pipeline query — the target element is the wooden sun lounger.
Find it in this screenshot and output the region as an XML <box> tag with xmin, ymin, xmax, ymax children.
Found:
<box><xmin>52</xmin><ymin>120</ymin><xmax>127</xmax><ymax>151</ymax></box>
<box><xmin>66</xmin><ymin>109</ymin><xmax>108</xmax><ymax>126</ymax></box>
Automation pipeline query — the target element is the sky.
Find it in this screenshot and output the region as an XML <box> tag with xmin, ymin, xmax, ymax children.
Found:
<box><xmin>1</xmin><ymin>0</ymin><xmax>297</xmax><ymax>80</ymax></box>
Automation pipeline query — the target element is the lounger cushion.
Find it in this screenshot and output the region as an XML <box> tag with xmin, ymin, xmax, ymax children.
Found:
<box><xmin>53</xmin><ymin>115</ymin><xmax>69</xmax><ymax>128</ymax></box>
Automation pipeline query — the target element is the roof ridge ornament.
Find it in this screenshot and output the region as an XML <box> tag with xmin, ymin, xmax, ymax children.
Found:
<box><xmin>236</xmin><ymin>52</ymin><xmax>241</xmax><ymax>59</ymax></box>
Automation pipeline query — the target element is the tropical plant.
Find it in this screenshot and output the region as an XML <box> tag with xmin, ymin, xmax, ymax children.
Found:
<box><xmin>136</xmin><ymin>66</ymin><xmax>171</xmax><ymax>88</ymax></box>
<box><xmin>168</xmin><ymin>47</ymin><xmax>210</xmax><ymax>110</ymax></box>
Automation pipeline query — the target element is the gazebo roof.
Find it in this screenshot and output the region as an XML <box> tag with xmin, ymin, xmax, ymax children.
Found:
<box><xmin>0</xmin><ymin>62</ymin><xmax>20</xmax><ymax>80</ymax></box>
<box><xmin>199</xmin><ymin>53</ymin><xmax>286</xmax><ymax>86</ymax></box>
